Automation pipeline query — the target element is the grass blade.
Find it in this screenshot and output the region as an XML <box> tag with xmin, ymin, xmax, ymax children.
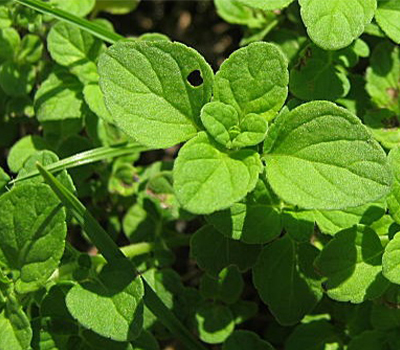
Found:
<box><xmin>10</xmin><ymin>143</ymin><xmax>148</xmax><ymax>185</ymax></box>
<box><xmin>14</xmin><ymin>0</ymin><xmax>123</xmax><ymax>44</ymax></box>
<box><xmin>36</xmin><ymin>164</ymin><xmax>209</xmax><ymax>350</ymax></box>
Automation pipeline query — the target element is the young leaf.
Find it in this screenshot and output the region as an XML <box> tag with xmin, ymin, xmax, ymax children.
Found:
<box><xmin>83</xmin><ymin>83</ymin><xmax>114</xmax><ymax>123</ymax></box>
<box><xmin>47</xmin><ymin>21</ymin><xmax>104</xmax><ymax>84</ymax></box>
<box><xmin>195</xmin><ymin>302</ymin><xmax>235</xmax><ymax>344</ymax></box>
<box><xmin>375</xmin><ymin>0</ymin><xmax>400</xmax><ymax>44</ymax></box>
<box><xmin>0</xmin><ymin>184</ymin><xmax>67</xmax><ymax>293</ymax></box>
<box><xmin>223</xmin><ymin>330</ymin><xmax>275</xmax><ymax>350</ymax></box>
<box><xmin>366</xmin><ymin>41</ymin><xmax>400</xmax><ymax>114</ymax></box>
<box><xmin>314</xmin><ymin>225</ymin><xmax>388</xmax><ymax>303</ymax></box>
<box><xmin>66</xmin><ymin>260</ymin><xmax>144</xmax><ymax>342</ymax></box>
<box><xmin>235</xmin><ymin>0</ymin><xmax>295</xmax><ymax>11</ymax></box>
<box><xmin>174</xmin><ymin>132</ymin><xmax>262</xmax><ymax>214</ymax></box>
<box><xmin>299</xmin><ymin>0</ymin><xmax>377</xmax><ymax>50</ymax></box>
<box><xmin>253</xmin><ymin>236</ymin><xmax>322</xmax><ymax>325</ymax></box>
<box><xmin>98</xmin><ymin>40</ymin><xmax>214</xmax><ymax>148</ymax></box>
<box><xmin>200</xmin><ymin>102</ymin><xmax>268</xmax><ymax>149</ymax></box>
<box><xmin>214</xmin><ymin>42</ymin><xmax>288</xmax><ymax>121</ymax></box>
<box><xmin>191</xmin><ymin>225</ymin><xmax>262</xmax><ymax>276</ymax></box>
<box><xmin>264</xmin><ymin>101</ymin><xmax>392</xmax><ymax>210</ymax></box>
<box><xmin>388</xmin><ymin>146</ymin><xmax>400</xmax><ymax>224</ymax></box>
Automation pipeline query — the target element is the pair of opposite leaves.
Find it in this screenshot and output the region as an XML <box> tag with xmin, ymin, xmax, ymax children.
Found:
<box><xmin>98</xmin><ymin>40</ymin><xmax>392</xmax><ymax>215</ymax></box>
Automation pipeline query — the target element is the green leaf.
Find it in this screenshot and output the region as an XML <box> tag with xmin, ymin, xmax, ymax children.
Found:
<box><xmin>200</xmin><ymin>266</ymin><xmax>244</xmax><ymax>305</ymax></box>
<box><xmin>94</xmin><ymin>0</ymin><xmax>140</xmax><ymax>15</ymax></box>
<box><xmin>16</xmin><ymin>150</ymin><xmax>75</xmax><ymax>192</ymax></box>
<box><xmin>98</xmin><ymin>40</ymin><xmax>214</xmax><ymax>148</ymax></box>
<box><xmin>36</xmin><ymin>164</ymin><xmax>208</xmax><ymax>350</ymax></box>
<box><xmin>223</xmin><ymin>330</ymin><xmax>275</xmax><ymax>350</ymax></box>
<box><xmin>388</xmin><ymin>147</ymin><xmax>400</xmax><ymax>224</ymax></box>
<box><xmin>264</xmin><ymin>101</ymin><xmax>392</xmax><ymax>210</ymax></box>
<box><xmin>16</xmin><ymin>34</ymin><xmax>43</xmax><ymax>64</ymax></box>
<box><xmin>314</xmin><ymin>225</ymin><xmax>388</xmax><ymax>303</ymax></box>
<box><xmin>347</xmin><ymin>330</ymin><xmax>387</xmax><ymax>350</ymax></box>
<box><xmin>34</xmin><ymin>68</ymin><xmax>85</xmax><ymax>126</ymax></box>
<box><xmin>282</xmin><ymin>210</ymin><xmax>315</xmax><ymax>243</ymax></box>
<box><xmin>48</xmin><ymin>0</ymin><xmax>95</xmax><ymax>17</ymax></box>
<box><xmin>7</xmin><ymin>135</ymin><xmax>48</xmax><ymax>173</ymax></box>
<box><xmin>0</xmin><ymin>294</ymin><xmax>32</xmax><ymax>350</ymax></box>
<box><xmin>285</xmin><ymin>321</ymin><xmax>339</xmax><ymax>350</ymax></box>
<box><xmin>371</xmin><ymin>302</ymin><xmax>400</xmax><ymax>330</ymax></box>
<box><xmin>235</xmin><ymin>0</ymin><xmax>295</xmax><ymax>11</ymax></box>
<box><xmin>66</xmin><ymin>260</ymin><xmax>144</xmax><ymax>341</ymax></box>
<box><xmin>382</xmin><ymin>232</ymin><xmax>400</xmax><ymax>284</ymax></box>
<box><xmin>191</xmin><ymin>225</ymin><xmax>262</xmax><ymax>276</ymax></box>
<box><xmin>206</xmin><ymin>179</ymin><xmax>282</xmax><ymax>244</ymax></box>
<box><xmin>314</xmin><ymin>201</ymin><xmax>386</xmax><ymax>236</ymax></box>
<box><xmin>299</xmin><ymin>0</ymin><xmax>377</xmax><ymax>50</ymax></box>
<box><xmin>253</xmin><ymin>236</ymin><xmax>322</xmax><ymax>325</ymax></box>
<box><xmin>0</xmin><ymin>28</ymin><xmax>20</xmax><ymax>63</ymax></box>
<box><xmin>214</xmin><ymin>42</ymin><xmax>288</xmax><ymax>121</ymax></box>
<box><xmin>375</xmin><ymin>0</ymin><xmax>400</xmax><ymax>44</ymax></box>
<box><xmin>364</xmin><ymin>109</ymin><xmax>400</xmax><ymax>149</ymax></box>
<box><xmin>83</xmin><ymin>83</ymin><xmax>114</xmax><ymax>123</ymax></box>
<box><xmin>48</xmin><ymin>22</ymin><xmax>104</xmax><ymax>84</ymax></box>
<box><xmin>174</xmin><ymin>132</ymin><xmax>262</xmax><ymax>214</ymax></box>
<box><xmin>289</xmin><ymin>44</ymin><xmax>350</xmax><ymax>101</ymax></box>
<box><xmin>366</xmin><ymin>41</ymin><xmax>400</xmax><ymax>114</ymax></box>
<box><xmin>0</xmin><ymin>62</ymin><xmax>35</xmax><ymax>97</ymax></box>
<box><xmin>0</xmin><ymin>184</ymin><xmax>66</xmax><ymax>293</ymax></box>
<box><xmin>200</xmin><ymin>102</ymin><xmax>268</xmax><ymax>149</ymax></box>
<box><xmin>0</xmin><ymin>167</ymin><xmax>9</xmax><ymax>194</ymax></box>
<box><xmin>0</xmin><ymin>7</ymin><xmax>12</xmax><ymax>29</ymax></box>
<box><xmin>214</xmin><ymin>0</ymin><xmax>267</xmax><ymax>28</ymax></box>
<box><xmin>195</xmin><ymin>302</ymin><xmax>234</xmax><ymax>344</ymax></box>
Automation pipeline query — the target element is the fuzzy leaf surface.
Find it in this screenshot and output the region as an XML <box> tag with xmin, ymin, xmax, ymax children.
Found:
<box><xmin>98</xmin><ymin>40</ymin><xmax>214</xmax><ymax>148</ymax></box>
<box><xmin>174</xmin><ymin>132</ymin><xmax>262</xmax><ymax>214</ymax></box>
<box><xmin>315</xmin><ymin>225</ymin><xmax>388</xmax><ymax>303</ymax></box>
<box><xmin>264</xmin><ymin>101</ymin><xmax>392</xmax><ymax>210</ymax></box>
<box><xmin>299</xmin><ymin>0</ymin><xmax>377</xmax><ymax>50</ymax></box>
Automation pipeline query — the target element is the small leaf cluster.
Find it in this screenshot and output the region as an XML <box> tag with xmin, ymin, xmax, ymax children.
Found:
<box><xmin>1</xmin><ymin>0</ymin><xmax>400</xmax><ymax>349</ymax></box>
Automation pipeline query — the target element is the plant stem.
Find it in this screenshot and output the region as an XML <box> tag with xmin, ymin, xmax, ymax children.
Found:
<box><xmin>10</xmin><ymin>143</ymin><xmax>148</xmax><ymax>185</ymax></box>
<box><xmin>14</xmin><ymin>0</ymin><xmax>123</xmax><ymax>44</ymax></box>
<box><xmin>37</xmin><ymin>164</ymin><xmax>208</xmax><ymax>350</ymax></box>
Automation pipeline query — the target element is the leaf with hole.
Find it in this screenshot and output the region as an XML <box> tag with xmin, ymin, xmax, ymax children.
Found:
<box><xmin>98</xmin><ymin>40</ymin><xmax>214</xmax><ymax>148</ymax></box>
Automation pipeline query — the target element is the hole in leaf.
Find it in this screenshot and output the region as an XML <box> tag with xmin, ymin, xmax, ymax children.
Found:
<box><xmin>187</xmin><ymin>70</ymin><xmax>203</xmax><ymax>87</ymax></box>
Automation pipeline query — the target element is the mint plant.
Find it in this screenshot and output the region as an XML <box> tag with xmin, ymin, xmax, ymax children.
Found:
<box><xmin>1</xmin><ymin>0</ymin><xmax>400</xmax><ymax>349</ymax></box>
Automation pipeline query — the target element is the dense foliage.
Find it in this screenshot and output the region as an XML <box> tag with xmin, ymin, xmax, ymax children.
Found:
<box><xmin>1</xmin><ymin>0</ymin><xmax>400</xmax><ymax>349</ymax></box>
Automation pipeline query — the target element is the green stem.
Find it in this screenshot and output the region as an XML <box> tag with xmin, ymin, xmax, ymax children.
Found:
<box><xmin>10</xmin><ymin>143</ymin><xmax>148</xmax><ymax>185</ymax></box>
<box><xmin>14</xmin><ymin>0</ymin><xmax>123</xmax><ymax>44</ymax></box>
<box><xmin>37</xmin><ymin>164</ymin><xmax>208</xmax><ymax>350</ymax></box>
